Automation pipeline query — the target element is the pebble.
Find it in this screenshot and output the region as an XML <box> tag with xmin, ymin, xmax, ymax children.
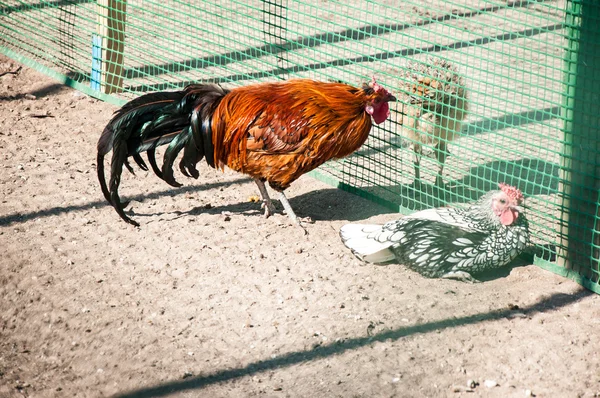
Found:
<box><xmin>525</xmin><ymin>389</ymin><xmax>535</xmax><ymax>397</ymax></box>
<box><xmin>484</xmin><ymin>380</ymin><xmax>498</xmax><ymax>388</ymax></box>
<box><xmin>508</xmin><ymin>312</ymin><xmax>527</xmax><ymax>319</ymax></box>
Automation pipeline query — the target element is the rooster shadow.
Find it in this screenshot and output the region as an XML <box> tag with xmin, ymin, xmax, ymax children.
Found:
<box><xmin>130</xmin><ymin>186</ymin><xmax>395</xmax><ymax>224</ymax></box>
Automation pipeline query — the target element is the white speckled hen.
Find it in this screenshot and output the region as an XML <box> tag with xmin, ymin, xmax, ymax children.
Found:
<box><xmin>340</xmin><ymin>184</ymin><xmax>530</xmax><ymax>282</ymax></box>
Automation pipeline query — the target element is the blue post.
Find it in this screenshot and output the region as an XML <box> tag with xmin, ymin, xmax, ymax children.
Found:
<box><xmin>91</xmin><ymin>34</ymin><xmax>102</xmax><ymax>92</ymax></box>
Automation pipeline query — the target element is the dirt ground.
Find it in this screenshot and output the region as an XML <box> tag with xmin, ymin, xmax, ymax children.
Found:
<box><xmin>1</xmin><ymin>55</ymin><xmax>599</xmax><ymax>398</ymax></box>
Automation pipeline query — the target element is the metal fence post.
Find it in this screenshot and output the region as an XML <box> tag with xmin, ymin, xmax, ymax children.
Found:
<box><xmin>557</xmin><ymin>0</ymin><xmax>600</xmax><ymax>280</ymax></box>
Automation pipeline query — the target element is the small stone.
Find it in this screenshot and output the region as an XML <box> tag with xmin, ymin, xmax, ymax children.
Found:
<box><xmin>24</xmin><ymin>93</ymin><xmax>36</xmax><ymax>100</ymax></box>
<box><xmin>392</xmin><ymin>377</ymin><xmax>400</xmax><ymax>383</ymax></box>
<box><xmin>508</xmin><ymin>312</ymin><xmax>527</xmax><ymax>319</ymax></box>
<box><xmin>182</xmin><ymin>372</ymin><xmax>193</xmax><ymax>379</ymax></box>
<box><xmin>484</xmin><ymin>380</ymin><xmax>498</xmax><ymax>388</ymax></box>
<box><xmin>467</xmin><ymin>379</ymin><xmax>478</xmax><ymax>389</ymax></box>
<box><xmin>525</xmin><ymin>389</ymin><xmax>535</xmax><ymax>397</ymax></box>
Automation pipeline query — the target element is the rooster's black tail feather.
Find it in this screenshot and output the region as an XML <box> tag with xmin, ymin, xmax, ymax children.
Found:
<box><xmin>96</xmin><ymin>84</ymin><xmax>228</xmax><ymax>225</ymax></box>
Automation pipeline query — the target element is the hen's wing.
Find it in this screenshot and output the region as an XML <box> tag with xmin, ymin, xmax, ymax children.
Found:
<box><xmin>380</xmin><ymin>219</ymin><xmax>494</xmax><ymax>277</ymax></box>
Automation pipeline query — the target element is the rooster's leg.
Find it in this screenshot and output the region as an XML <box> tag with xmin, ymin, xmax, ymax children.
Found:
<box><xmin>278</xmin><ymin>191</ymin><xmax>312</xmax><ymax>233</ymax></box>
<box><xmin>254</xmin><ymin>179</ymin><xmax>277</xmax><ymax>217</ymax></box>
<box><xmin>277</xmin><ymin>191</ymin><xmax>298</xmax><ymax>223</ymax></box>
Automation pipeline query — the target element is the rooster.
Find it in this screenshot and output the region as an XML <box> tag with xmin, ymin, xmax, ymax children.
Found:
<box><xmin>97</xmin><ymin>78</ymin><xmax>395</xmax><ymax>227</ymax></box>
<box><xmin>340</xmin><ymin>183</ymin><xmax>529</xmax><ymax>282</ymax></box>
<box><xmin>396</xmin><ymin>57</ymin><xmax>468</xmax><ymax>188</ymax></box>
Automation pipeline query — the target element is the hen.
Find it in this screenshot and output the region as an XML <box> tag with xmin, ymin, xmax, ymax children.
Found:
<box><xmin>396</xmin><ymin>57</ymin><xmax>468</xmax><ymax>188</ymax></box>
<box><xmin>340</xmin><ymin>183</ymin><xmax>529</xmax><ymax>282</ymax></box>
<box><xmin>97</xmin><ymin>78</ymin><xmax>395</xmax><ymax>227</ymax></box>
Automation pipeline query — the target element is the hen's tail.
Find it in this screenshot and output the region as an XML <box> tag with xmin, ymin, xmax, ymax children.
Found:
<box><xmin>340</xmin><ymin>224</ymin><xmax>396</xmax><ymax>263</ymax></box>
<box><xmin>97</xmin><ymin>84</ymin><xmax>228</xmax><ymax>226</ymax></box>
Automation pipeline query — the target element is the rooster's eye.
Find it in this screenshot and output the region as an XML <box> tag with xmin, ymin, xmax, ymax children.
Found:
<box><xmin>499</xmin><ymin>199</ymin><xmax>506</xmax><ymax>204</ymax></box>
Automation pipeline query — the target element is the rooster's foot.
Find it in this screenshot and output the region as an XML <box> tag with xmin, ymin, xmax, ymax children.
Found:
<box><xmin>287</xmin><ymin>215</ymin><xmax>314</xmax><ymax>225</ymax></box>
<box><xmin>261</xmin><ymin>201</ymin><xmax>277</xmax><ymax>218</ymax></box>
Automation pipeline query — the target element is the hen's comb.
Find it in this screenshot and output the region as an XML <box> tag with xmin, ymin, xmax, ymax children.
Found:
<box><xmin>498</xmin><ymin>183</ymin><xmax>524</xmax><ymax>204</ymax></box>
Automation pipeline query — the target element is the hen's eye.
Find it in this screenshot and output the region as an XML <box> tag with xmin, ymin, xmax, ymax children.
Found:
<box><xmin>499</xmin><ymin>199</ymin><xmax>506</xmax><ymax>204</ymax></box>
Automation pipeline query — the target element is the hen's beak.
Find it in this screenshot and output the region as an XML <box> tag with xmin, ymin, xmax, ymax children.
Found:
<box><xmin>512</xmin><ymin>205</ymin><xmax>526</xmax><ymax>213</ymax></box>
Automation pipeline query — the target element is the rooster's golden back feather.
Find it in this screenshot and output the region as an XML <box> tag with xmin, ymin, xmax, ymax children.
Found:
<box><xmin>211</xmin><ymin>79</ymin><xmax>381</xmax><ymax>189</ymax></box>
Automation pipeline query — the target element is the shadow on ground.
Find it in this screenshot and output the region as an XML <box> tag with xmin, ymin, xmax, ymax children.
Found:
<box><xmin>114</xmin><ymin>288</ymin><xmax>592</xmax><ymax>398</ymax></box>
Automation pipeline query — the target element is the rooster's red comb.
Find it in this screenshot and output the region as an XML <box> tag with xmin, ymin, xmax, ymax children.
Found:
<box><xmin>498</xmin><ymin>183</ymin><xmax>524</xmax><ymax>204</ymax></box>
<box><xmin>369</xmin><ymin>76</ymin><xmax>393</xmax><ymax>97</ymax></box>
<box><xmin>370</xmin><ymin>76</ymin><xmax>382</xmax><ymax>91</ymax></box>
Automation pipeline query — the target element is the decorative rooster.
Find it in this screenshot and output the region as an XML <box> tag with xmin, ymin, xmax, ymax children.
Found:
<box><xmin>396</xmin><ymin>57</ymin><xmax>468</xmax><ymax>188</ymax></box>
<box><xmin>340</xmin><ymin>183</ymin><xmax>529</xmax><ymax>282</ymax></box>
<box><xmin>97</xmin><ymin>78</ymin><xmax>395</xmax><ymax>228</ymax></box>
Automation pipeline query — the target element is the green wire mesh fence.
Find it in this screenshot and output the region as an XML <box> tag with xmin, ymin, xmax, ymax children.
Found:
<box><xmin>1</xmin><ymin>0</ymin><xmax>598</xmax><ymax>292</ymax></box>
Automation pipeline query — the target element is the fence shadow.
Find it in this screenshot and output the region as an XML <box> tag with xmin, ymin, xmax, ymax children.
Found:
<box><xmin>122</xmin><ymin>0</ymin><xmax>546</xmax><ymax>82</ymax></box>
<box><xmin>350</xmin><ymin>104</ymin><xmax>562</xmax><ymax>161</ymax></box>
<box><xmin>113</xmin><ymin>287</ymin><xmax>591</xmax><ymax>398</ymax></box>
<box><xmin>319</xmin><ymin>155</ymin><xmax>560</xmax><ymax>217</ymax></box>
<box><xmin>454</xmin><ymin>157</ymin><xmax>560</xmax><ymax>197</ymax></box>
<box><xmin>124</xmin><ymin>2</ymin><xmax>562</xmax><ymax>91</ymax></box>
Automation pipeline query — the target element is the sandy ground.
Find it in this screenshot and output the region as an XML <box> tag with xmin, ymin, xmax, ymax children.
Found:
<box><xmin>1</xmin><ymin>56</ymin><xmax>600</xmax><ymax>398</ymax></box>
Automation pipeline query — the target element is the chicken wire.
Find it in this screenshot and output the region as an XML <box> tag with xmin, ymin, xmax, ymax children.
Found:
<box><xmin>1</xmin><ymin>0</ymin><xmax>598</xmax><ymax>293</ymax></box>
